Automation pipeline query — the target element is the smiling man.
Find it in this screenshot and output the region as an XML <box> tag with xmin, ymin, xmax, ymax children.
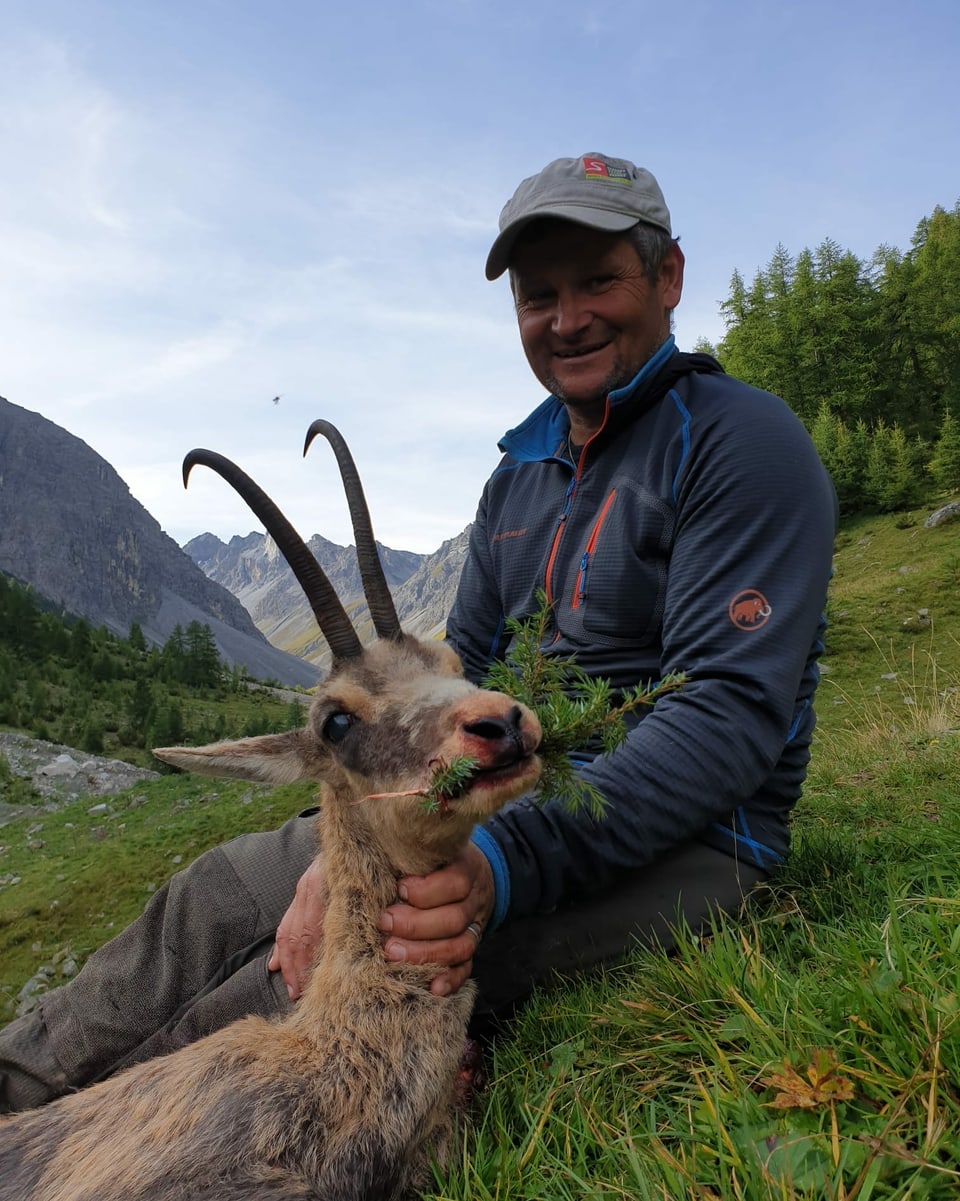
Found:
<box><xmin>387</xmin><ymin>154</ymin><xmax>839</xmax><ymax>1016</ymax></box>
<box><xmin>510</xmin><ymin>219</ymin><xmax>683</xmax><ymax>437</ymax></box>
<box><xmin>499</xmin><ymin>158</ymin><xmax>682</xmax><ymax>422</ymax></box>
<box><xmin>1</xmin><ymin>154</ymin><xmax>838</xmax><ymax>1108</ymax></box>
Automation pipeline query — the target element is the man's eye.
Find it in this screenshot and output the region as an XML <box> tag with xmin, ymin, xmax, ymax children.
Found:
<box><xmin>586</xmin><ymin>275</ymin><xmax>615</xmax><ymax>290</ymax></box>
<box><xmin>322</xmin><ymin>712</ymin><xmax>356</xmax><ymax>743</ymax></box>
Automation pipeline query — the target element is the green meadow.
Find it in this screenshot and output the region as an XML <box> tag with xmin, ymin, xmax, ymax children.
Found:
<box><xmin>3</xmin><ymin>504</ymin><xmax>960</xmax><ymax>1198</ymax></box>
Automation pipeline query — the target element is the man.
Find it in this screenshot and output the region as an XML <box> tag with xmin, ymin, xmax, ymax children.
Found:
<box><xmin>1</xmin><ymin>154</ymin><xmax>837</xmax><ymax>1109</ymax></box>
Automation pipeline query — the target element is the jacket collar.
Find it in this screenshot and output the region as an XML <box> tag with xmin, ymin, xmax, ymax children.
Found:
<box><xmin>498</xmin><ymin>336</ymin><xmax>677</xmax><ymax>463</ymax></box>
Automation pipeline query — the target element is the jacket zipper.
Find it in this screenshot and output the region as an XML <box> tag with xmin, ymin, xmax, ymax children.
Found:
<box><xmin>572</xmin><ymin>489</ymin><xmax>617</xmax><ymax>609</ymax></box>
<box><xmin>542</xmin><ymin>403</ymin><xmax>610</xmax><ymax>621</ymax></box>
<box><xmin>543</xmin><ymin>475</ymin><xmax>577</xmax><ymax>608</ymax></box>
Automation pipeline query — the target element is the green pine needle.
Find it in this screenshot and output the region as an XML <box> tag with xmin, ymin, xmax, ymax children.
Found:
<box><xmin>423</xmin><ymin>755</ymin><xmax>480</xmax><ymax>811</ymax></box>
<box><xmin>419</xmin><ymin>593</ymin><xmax>685</xmax><ymax>815</ymax></box>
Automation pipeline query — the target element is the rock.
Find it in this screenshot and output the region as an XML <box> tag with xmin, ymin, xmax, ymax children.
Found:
<box><xmin>15</xmin><ymin>966</ymin><xmax>55</xmax><ymax>1017</ymax></box>
<box><xmin>0</xmin><ymin>731</ymin><xmax>161</xmax><ymax>810</ymax></box>
<box><xmin>39</xmin><ymin>754</ymin><xmax>81</xmax><ymax>777</ymax></box>
<box><xmin>925</xmin><ymin>501</ymin><xmax>960</xmax><ymax>528</ymax></box>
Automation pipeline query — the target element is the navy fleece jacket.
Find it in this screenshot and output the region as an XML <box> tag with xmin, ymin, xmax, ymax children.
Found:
<box><xmin>446</xmin><ymin>338</ymin><xmax>838</xmax><ymax>928</ymax></box>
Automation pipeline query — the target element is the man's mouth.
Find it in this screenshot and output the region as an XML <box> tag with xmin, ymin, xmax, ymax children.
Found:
<box><xmin>554</xmin><ymin>342</ymin><xmax>609</xmax><ymax>360</ymax></box>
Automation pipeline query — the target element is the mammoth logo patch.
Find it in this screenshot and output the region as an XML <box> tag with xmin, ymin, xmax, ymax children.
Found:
<box><xmin>728</xmin><ymin>589</ymin><xmax>772</xmax><ymax>631</ymax></box>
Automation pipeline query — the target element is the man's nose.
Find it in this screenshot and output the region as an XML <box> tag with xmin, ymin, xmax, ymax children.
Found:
<box><xmin>551</xmin><ymin>289</ymin><xmax>591</xmax><ymax>338</ymax></box>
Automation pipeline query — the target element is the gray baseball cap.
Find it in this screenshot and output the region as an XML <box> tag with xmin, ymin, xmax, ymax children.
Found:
<box><xmin>485</xmin><ymin>153</ymin><xmax>672</xmax><ymax>280</ymax></box>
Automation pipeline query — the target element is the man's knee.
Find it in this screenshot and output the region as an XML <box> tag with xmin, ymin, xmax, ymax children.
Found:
<box><xmin>0</xmin><ymin>1006</ymin><xmax>72</xmax><ymax>1113</ymax></box>
<box><xmin>0</xmin><ymin>814</ymin><xmax>317</xmax><ymax>1110</ymax></box>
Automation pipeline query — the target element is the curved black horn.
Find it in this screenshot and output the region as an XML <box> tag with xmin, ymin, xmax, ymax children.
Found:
<box><xmin>303</xmin><ymin>420</ymin><xmax>403</xmax><ymax>642</ymax></box>
<box><xmin>183</xmin><ymin>449</ymin><xmax>363</xmax><ymax>661</ymax></box>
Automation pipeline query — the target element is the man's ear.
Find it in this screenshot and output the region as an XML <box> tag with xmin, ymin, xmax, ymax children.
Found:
<box><xmin>659</xmin><ymin>241</ymin><xmax>685</xmax><ymax>311</ymax></box>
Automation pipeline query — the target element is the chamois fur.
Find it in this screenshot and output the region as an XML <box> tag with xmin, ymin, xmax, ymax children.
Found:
<box><xmin>0</xmin><ymin>430</ymin><xmax>543</xmax><ymax>1201</ymax></box>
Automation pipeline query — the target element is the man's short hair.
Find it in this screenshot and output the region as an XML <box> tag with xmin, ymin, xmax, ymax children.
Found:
<box><xmin>506</xmin><ymin>218</ymin><xmax>677</xmax><ymax>296</ymax></box>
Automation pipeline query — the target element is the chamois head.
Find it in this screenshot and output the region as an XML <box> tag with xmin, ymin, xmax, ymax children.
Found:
<box><xmin>153</xmin><ymin>421</ymin><xmax>541</xmax><ymax>873</ymax></box>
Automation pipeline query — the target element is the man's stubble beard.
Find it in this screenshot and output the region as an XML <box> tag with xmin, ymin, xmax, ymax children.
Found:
<box><xmin>542</xmin><ymin>356</ymin><xmax>639</xmax><ymax>409</ymax></box>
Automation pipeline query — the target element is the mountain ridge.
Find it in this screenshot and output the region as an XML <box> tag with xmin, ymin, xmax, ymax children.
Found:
<box><xmin>0</xmin><ymin>396</ymin><xmax>320</xmax><ymax>689</ymax></box>
<box><xmin>184</xmin><ymin>526</ymin><xmax>470</xmax><ymax>667</ymax></box>
<box><xmin>0</xmin><ymin>396</ymin><xmax>469</xmax><ymax>683</ymax></box>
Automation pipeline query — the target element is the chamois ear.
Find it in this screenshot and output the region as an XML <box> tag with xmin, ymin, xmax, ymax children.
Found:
<box><xmin>153</xmin><ymin>730</ymin><xmax>321</xmax><ymax>785</ymax></box>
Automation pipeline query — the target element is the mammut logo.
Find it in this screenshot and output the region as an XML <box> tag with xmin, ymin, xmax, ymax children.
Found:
<box><xmin>492</xmin><ymin>528</ymin><xmax>527</xmax><ymax>543</ymax></box>
<box><xmin>728</xmin><ymin>589</ymin><xmax>772</xmax><ymax>631</ymax></box>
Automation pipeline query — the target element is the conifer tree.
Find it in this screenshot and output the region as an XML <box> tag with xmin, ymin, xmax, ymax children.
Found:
<box><xmin>929</xmin><ymin>407</ymin><xmax>960</xmax><ymax>492</ymax></box>
<box><xmin>184</xmin><ymin>621</ymin><xmax>223</xmax><ymax>689</ymax></box>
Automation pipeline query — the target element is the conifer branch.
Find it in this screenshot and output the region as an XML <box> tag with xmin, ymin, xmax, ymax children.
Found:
<box><xmin>417</xmin><ymin>593</ymin><xmax>687</xmax><ymax>815</ymax></box>
<box><xmin>481</xmin><ymin>590</ymin><xmax>685</xmax><ymax>817</ymax></box>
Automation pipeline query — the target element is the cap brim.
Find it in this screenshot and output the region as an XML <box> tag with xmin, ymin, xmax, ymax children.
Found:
<box><xmin>485</xmin><ymin>205</ymin><xmax>642</xmax><ymax>280</ymax></box>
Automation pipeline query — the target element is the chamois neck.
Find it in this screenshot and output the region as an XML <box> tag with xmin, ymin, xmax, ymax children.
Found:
<box><xmin>286</xmin><ymin>788</ymin><xmax>464</xmax><ymax>1031</ymax></box>
<box><xmin>318</xmin><ymin>793</ymin><xmax>400</xmax><ymax>938</ymax></box>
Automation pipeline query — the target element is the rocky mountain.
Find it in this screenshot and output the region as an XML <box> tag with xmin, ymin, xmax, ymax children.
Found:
<box><xmin>185</xmin><ymin>527</ymin><xmax>471</xmax><ymax>667</ymax></box>
<box><xmin>389</xmin><ymin>528</ymin><xmax>472</xmax><ymax>641</ymax></box>
<box><xmin>0</xmin><ymin>396</ymin><xmax>319</xmax><ymax>689</ymax></box>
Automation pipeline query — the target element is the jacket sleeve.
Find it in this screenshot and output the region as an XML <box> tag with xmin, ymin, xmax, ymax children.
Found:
<box><xmin>445</xmin><ymin>484</ymin><xmax>508</xmax><ymax>686</ymax></box>
<box><xmin>476</xmin><ymin>390</ymin><xmax>837</xmax><ymax>924</ymax></box>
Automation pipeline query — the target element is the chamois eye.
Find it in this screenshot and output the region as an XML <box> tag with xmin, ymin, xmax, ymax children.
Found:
<box><xmin>322</xmin><ymin>712</ymin><xmax>356</xmax><ymax>744</ymax></box>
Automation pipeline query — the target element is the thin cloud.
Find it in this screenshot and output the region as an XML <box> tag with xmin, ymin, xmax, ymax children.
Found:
<box><xmin>2</xmin><ymin>1</ymin><xmax>958</xmax><ymax>559</ymax></box>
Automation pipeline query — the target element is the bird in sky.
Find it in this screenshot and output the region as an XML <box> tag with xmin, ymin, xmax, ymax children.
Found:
<box><xmin>271</xmin><ymin>394</ymin><xmax>282</xmax><ymax>405</ymax></box>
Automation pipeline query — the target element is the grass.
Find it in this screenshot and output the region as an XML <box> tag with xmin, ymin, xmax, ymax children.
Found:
<box><xmin>423</xmin><ymin>786</ymin><xmax>960</xmax><ymax>1199</ymax></box>
<box><xmin>0</xmin><ymin>776</ymin><xmax>317</xmax><ymax>1004</ymax></box>
<box><xmin>819</xmin><ymin>507</ymin><xmax>960</xmax><ymax>741</ymax></box>
<box><xmin>2</xmin><ymin>506</ymin><xmax>960</xmax><ymax>1197</ymax></box>
<box><xmin>416</xmin><ymin>636</ymin><xmax>960</xmax><ymax>1199</ymax></box>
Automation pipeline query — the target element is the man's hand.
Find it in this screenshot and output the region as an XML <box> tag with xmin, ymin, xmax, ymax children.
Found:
<box><xmin>379</xmin><ymin>842</ymin><xmax>495</xmax><ymax>997</ymax></box>
<box><xmin>267</xmin><ymin>858</ymin><xmax>328</xmax><ymax>1000</ymax></box>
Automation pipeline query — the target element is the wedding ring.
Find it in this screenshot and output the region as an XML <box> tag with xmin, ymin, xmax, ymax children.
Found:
<box><xmin>465</xmin><ymin>922</ymin><xmax>483</xmax><ymax>945</ymax></box>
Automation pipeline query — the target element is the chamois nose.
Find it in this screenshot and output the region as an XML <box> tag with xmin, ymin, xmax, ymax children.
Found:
<box><xmin>463</xmin><ymin>705</ymin><xmax>525</xmax><ymax>748</ymax></box>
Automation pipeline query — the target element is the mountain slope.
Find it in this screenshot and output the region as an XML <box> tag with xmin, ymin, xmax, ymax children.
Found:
<box><xmin>0</xmin><ymin>396</ymin><xmax>319</xmax><ymax>689</ymax></box>
<box><xmin>185</xmin><ymin>527</ymin><xmax>471</xmax><ymax>665</ymax></box>
<box><xmin>185</xmin><ymin>531</ymin><xmax>426</xmax><ymax>662</ymax></box>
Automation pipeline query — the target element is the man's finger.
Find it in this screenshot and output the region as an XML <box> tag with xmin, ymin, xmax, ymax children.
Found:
<box><xmin>397</xmin><ymin>860</ymin><xmax>472</xmax><ymax>909</ymax></box>
<box><xmin>381</xmin><ymin>900</ymin><xmax>470</xmax><ymax>941</ymax></box>
<box><xmin>429</xmin><ymin>962</ymin><xmax>473</xmax><ymax>997</ymax></box>
<box><xmin>384</xmin><ymin>929</ymin><xmax>479</xmax><ymax>968</ymax></box>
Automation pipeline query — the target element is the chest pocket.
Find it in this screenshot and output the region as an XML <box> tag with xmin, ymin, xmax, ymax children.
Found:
<box><xmin>561</xmin><ymin>481</ymin><xmax>675</xmax><ymax>648</ymax></box>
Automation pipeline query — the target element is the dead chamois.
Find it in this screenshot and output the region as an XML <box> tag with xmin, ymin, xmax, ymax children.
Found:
<box><xmin>0</xmin><ymin>420</ymin><xmax>542</xmax><ymax>1201</ymax></box>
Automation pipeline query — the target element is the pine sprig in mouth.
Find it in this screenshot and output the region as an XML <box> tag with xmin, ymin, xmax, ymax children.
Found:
<box><xmin>419</xmin><ymin>592</ymin><xmax>685</xmax><ymax>816</ymax></box>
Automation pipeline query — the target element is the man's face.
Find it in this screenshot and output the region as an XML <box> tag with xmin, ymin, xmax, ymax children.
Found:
<box><xmin>510</xmin><ymin>222</ymin><xmax>684</xmax><ymax>409</ymax></box>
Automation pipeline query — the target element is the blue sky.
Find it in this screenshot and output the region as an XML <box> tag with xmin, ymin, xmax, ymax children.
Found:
<box><xmin>2</xmin><ymin>0</ymin><xmax>958</xmax><ymax>552</ymax></box>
